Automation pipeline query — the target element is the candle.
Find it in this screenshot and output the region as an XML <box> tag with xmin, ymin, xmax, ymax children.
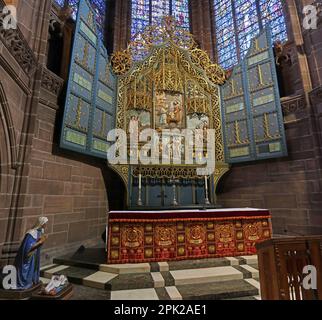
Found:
<box><xmin>139</xmin><ymin>174</ymin><xmax>142</xmax><ymax>189</ymax></box>
<box><xmin>205</xmin><ymin>176</ymin><xmax>208</xmax><ymax>191</ymax></box>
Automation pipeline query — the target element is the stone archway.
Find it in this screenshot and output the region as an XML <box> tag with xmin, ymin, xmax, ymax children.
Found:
<box><xmin>0</xmin><ymin>82</ymin><xmax>18</xmax><ymax>172</ymax></box>
<box><xmin>0</xmin><ymin>81</ymin><xmax>18</xmax><ymax>265</ymax></box>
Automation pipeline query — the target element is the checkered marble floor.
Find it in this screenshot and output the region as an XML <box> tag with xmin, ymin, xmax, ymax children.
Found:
<box><xmin>40</xmin><ymin>256</ymin><xmax>261</xmax><ymax>300</ymax></box>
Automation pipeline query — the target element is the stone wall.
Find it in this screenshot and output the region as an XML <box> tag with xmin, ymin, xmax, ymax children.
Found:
<box><xmin>0</xmin><ymin>0</ymin><xmax>110</xmax><ymax>265</ymax></box>
<box><xmin>217</xmin><ymin>108</ymin><xmax>322</xmax><ymax>236</ymax></box>
<box><xmin>23</xmin><ymin>97</ymin><xmax>109</xmax><ymax>263</ymax></box>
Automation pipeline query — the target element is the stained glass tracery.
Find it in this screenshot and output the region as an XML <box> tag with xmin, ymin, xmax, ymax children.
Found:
<box><xmin>214</xmin><ymin>0</ymin><xmax>287</xmax><ymax>69</ymax></box>
<box><xmin>54</xmin><ymin>0</ymin><xmax>106</xmax><ymax>37</ymax></box>
<box><xmin>131</xmin><ymin>0</ymin><xmax>190</xmax><ymax>38</ymax></box>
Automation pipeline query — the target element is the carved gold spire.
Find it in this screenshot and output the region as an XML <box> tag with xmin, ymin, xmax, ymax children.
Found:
<box><xmin>111</xmin><ymin>17</ymin><xmax>226</xmax><ymax>86</ymax></box>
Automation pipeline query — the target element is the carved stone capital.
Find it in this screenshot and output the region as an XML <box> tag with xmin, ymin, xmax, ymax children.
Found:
<box><xmin>41</xmin><ymin>67</ymin><xmax>64</xmax><ymax>96</ymax></box>
<box><xmin>0</xmin><ymin>0</ymin><xmax>37</xmax><ymax>75</ymax></box>
<box><xmin>281</xmin><ymin>94</ymin><xmax>307</xmax><ymax>116</ymax></box>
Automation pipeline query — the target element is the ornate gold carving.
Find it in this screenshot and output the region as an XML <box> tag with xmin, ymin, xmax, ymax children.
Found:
<box><xmin>216</xmin><ymin>224</ymin><xmax>234</xmax><ymax>244</ymax></box>
<box><xmin>243</xmin><ymin>222</ymin><xmax>262</xmax><ymax>242</ymax></box>
<box><xmin>122</xmin><ymin>226</ymin><xmax>144</xmax><ymax>248</ymax></box>
<box><xmin>111</xmin><ymin>49</ymin><xmax>132</xmax><ymax>75</ymax></box>
<box><xmin>178</xmin><ymin>234</ymin><xmax>185</xmax><ymax>243</ymax></box>
<box><xmin>177</xmin><ymin>223</ymin><xmax>184</xmax><ymax>231</ymax></box>
<box><xmin>155</xmin><ymin>225</ymin><xmax>176</xmax><ymax>247</ymax></box>
<box><xmin>111</xmin><ymin>250</ymin><xmax>119</xmax><ymax>259</ymax></box>
<box><xmin>145</xmin><ymin>224</ymin><xmax>153</xmax><ymax>232</ymax></box>
<box><xmin>111</xmin><ymin>17</ymin><xmax>226</xmax><ymax>84</ymax></box>
<box><xmin>207</xmin><ymin>222</ymin><xmax>214</xmax><ymax>230</ymax></box>
<box><xmin>264</xmin><ymin>230</ymin><xmax>270</xmax><ymax>238</ymax></box>
<box><xmin>208</xmin><ymin>233</ymin><xmax>215</xmax><ymax>241</ymax></box>
<box><xmin>187</xmin><ymin>224</ymin><xmax>206</xmax><ymax>245</ymax></box>
<box><xmin>145</xmin><ymin>248</ymin><xmax>153</xmax><ymax>258</ymax></box>
<box><xmin>235</xmin><ymin>221</ymin><xmax>242</xmax><ymax>228</ymax></box>
<box><xmin>112</xmin><ymin>224</ymin><xmax>120</xmax><ymax>233</ymax></box>
<box><xmin>145</xmin><ymin>236</ymin><xmax>153</xmax><ymax>245</ymax></box>
<box><xmin>178</xmin><ymin>247</ymin><xmax>185</xmax><ymax>256</ymax></box>
<box><xmin>236</xmin><ymin>231</ymin><xmax>243</xmax><ymax>240</ymax></box>
<box><xmin>112</xmin><ymin>237</ymin><xmax>120</xmax><ymax>246</ymax></box>
<box><xmin>237</xmin><ymin>243</ymin><xmax>244</xmax><ymax>252</ymax></box>
<box><xmin>110</xmin><ymin>165</ymin><xmax>129</xmax><ymax>189</ymax></box>
<box><xmin>133</xmin><ymin>166</ymin><xmax>209</xmax><ymax>179</ymax></box>
<box><xmin>110</xmin><ymin>16</ymin><xmax>229</xmax><ymax>189</ymax></box>
<box><xmin>208</xmin><ymin>245</ymin><xmax>215</xmax><ymax>253</ymax></box>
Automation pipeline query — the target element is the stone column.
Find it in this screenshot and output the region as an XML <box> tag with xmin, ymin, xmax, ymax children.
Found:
<box><xmin>282</xmin><ymin>0</ymin><xmax>313</xmax><ymax>97</ymax></box>
<box><xmin>190</xmin><ymin>0</ymin><xmax>215</xmax><ymax>59</ymax></box>
<box><xmin>112</xmin><ymin>0</ymin><xmax>132</xmax><ymax>52</ymax></box>
<box><xmin>300</xmin><ymin>0</ymin><xmax>322</xmax><ymax>89</ymax></box>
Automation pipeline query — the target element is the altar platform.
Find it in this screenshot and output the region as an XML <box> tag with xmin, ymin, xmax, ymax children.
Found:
<box><xmin>107</xmin><ymin>208</ymin><xmax>272</xmax><ymax>264</ymax></box>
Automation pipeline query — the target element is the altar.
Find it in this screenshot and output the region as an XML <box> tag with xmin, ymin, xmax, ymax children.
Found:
<box><xmin>58</xmin><ymin>1</ymin><xmax>286</xmax><ymax>266</ymax></box>
<box><xmin>107</xmin><ymin>208</ymin><xmax>272</xmax><ymax>264</ymax></box>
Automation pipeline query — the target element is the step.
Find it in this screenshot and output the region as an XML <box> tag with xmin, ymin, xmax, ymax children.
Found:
<box><xmin>239</xmin><ymin>255</ymin><xmax>259</xmax><ymax>265</ymax></box>
<box><xmin>109</xmin><ymin>279</ymin><xmax>260</xmax><ymax>301</ymax></box>
<box><xmin>40</xmin><ymin>260</ymin><xmax>261</xmax><ymax>300</ymax></box>
<box><xmin>52</xmin><ymin>255</ymin><xmax>258</xmax><ymax>275</ymax></box>
<box><xmin>100</xmin><ymin>263</ymin><xmax>151</xmax><ymax>274</ymax></box>
<box><xmin>176</xmin><ymin>279</ymin><xmax>260</xmax><ymax>300</ymax></box>
<box><xmin>170</xmin><ymin>266</ymin><xmax>243</xmax><ymax>286</ymax></box>
<box><xmin>40</xmin><ymin>263</ymin><xmax>259</xmax><ymax>292</ymax></box>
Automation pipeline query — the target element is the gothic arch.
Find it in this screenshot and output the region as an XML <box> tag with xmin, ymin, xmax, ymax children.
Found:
<box><xmin>0</xmin><ymin>81</ymin><xmax>18</xmax><ymax>174</ymax></box>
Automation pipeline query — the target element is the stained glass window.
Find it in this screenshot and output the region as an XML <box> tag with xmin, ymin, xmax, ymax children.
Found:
<box><xmin>54</xmin><ymin>0</ymin><xmax>65</xmax><ymax>7</ymax></box>
<box><xmin>131</xmin><ymin>0</ymin><xmax>190</xmax><ymax>38</ymax></box>
<box><xmin>213</xmin><ymin>0</ymin><xmax>287</xmax><ymax>69</ymax></box>
<box><xmin>54</xmin><ymin>0</ymin><xmax>106</xmax><ymax>37</ymax></box>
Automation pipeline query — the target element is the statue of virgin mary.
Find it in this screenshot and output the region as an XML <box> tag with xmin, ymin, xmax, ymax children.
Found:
<box><xmin>14</xmin><ymin>217</ymin><xmax>49</xmax><ymax>290</ymax></box>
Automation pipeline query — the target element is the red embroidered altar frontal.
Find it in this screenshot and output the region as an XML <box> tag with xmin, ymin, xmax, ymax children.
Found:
<box><xmin>107</xmin><ymin>209</ymin><xmax>272</xmax><ymax>264</ymax></box>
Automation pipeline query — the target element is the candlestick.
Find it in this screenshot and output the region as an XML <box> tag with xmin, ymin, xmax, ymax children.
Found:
<box><xmin>205</xmin><ymin>176</ymin><xmax>210</xmax><ymax>205</ymax></box>
<box><xmin>172</xmin><ymin>180</ymin><xmax>178</xmax><ymax>206</ymax></box>
<box><xmin>137</xmin><ymin>174</ymin><xmax>143</xmax><ymax>206</ymax></box>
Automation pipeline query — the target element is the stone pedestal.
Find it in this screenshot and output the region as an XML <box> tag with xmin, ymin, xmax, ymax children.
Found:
<box><xmin>0</xmin><ymin>283</ymin><xmax>42</xmax><ymax>300</ymax></box>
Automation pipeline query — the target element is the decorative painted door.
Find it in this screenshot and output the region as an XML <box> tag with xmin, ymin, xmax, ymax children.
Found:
<box><xmin>221</xmin><ymin>29</ymin><xmax>287</xmax><ymax>164</ymax></box>
<box><xmin>60</xmin><ymin>0</ymin><xmax>117</xmax><ymax>159</ymax></box>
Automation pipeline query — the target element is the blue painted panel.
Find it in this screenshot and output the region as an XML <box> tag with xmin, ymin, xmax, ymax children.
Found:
<box><xmin>60</xmin><ymin>0</ymin><xmax>117</xmax><ymax>159</ymax></box>
<box><xmin>221</xmin><ymin>28</ymin><xmax>287</xmax><ymax>164</ymax></box>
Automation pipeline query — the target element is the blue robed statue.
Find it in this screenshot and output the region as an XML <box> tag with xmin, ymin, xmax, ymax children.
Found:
<box><xmin>14</xmin><ymin>217</ymin><xmax>49</xmax><ymax>290</ymax></box>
